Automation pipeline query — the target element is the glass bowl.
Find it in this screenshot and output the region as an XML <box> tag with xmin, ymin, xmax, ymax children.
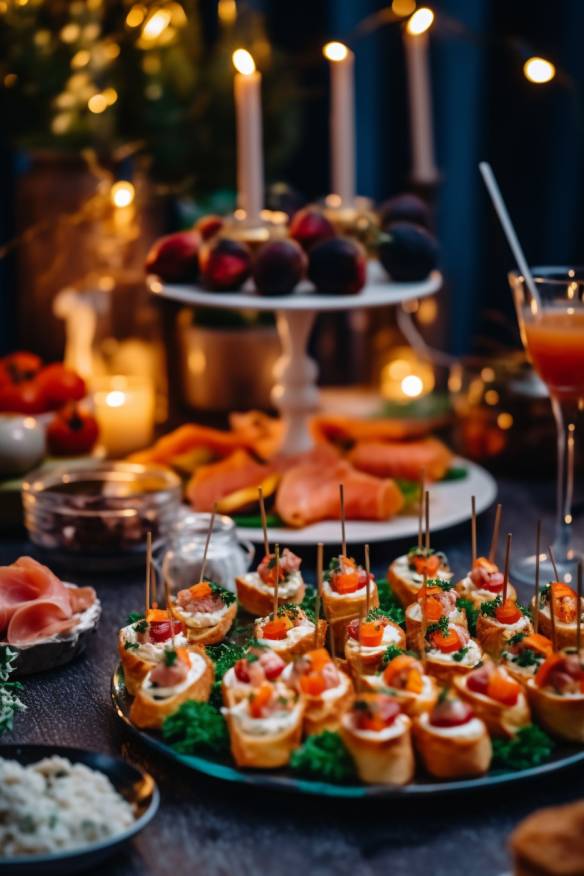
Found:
<box><xmin>22</xmin><ymin>462</ymin><xmax>182</xmax><ymax>571</ymax></box>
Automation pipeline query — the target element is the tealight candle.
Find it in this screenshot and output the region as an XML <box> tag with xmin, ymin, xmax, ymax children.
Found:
<box><xmin>323</xmin><ymin>41</ymin><xmax>356</xmax><ymax>207</ymax></box>
<box><xmin>404</xmin><ymin>7</ymin><xmax>438</xmax><ymax>185</ymax></box>
<box><xmin>92</xmin><ymin>375</ymin><xmax>155</xmax><ymax>458</ymax></box>
<box><xmin>232</xmin><ymin>49</ymin><xmax>264</xmax><ymax>226</ymax></box>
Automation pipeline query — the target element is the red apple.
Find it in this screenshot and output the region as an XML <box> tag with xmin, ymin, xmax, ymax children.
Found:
<box><xmin>199</xmin><ymin>237</ymin><xmax>252</xmax><ymax>291</ymax></box>
<box><xmin>252</xmin><ymin>239</ymin><xmax>307</xmax><ymax>296</ymax></box>
<box><xmin>145</xmin><ymin>230</ymin><xmax>201</xmax><ymax>283</ymax></box>
<box><xmin>289</xmin><ymin>207</ymin><xmax>336</xmax><ymax>251</ymax></box>
<box><xmin>195</xmin><ymin>214</ymin><xmax>224</xmax><ymax>241</ymax></box>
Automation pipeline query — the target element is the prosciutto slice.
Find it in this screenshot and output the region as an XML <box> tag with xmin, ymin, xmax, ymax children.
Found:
<box><xmin>347</xmin><ymin>437</ymin><xmax>453</xmax><ymax>483</ymax></box>
<box><xmin>7</xmin><ymin>599</ymin><xmax>78</xmax><ymax>646</ymax></box>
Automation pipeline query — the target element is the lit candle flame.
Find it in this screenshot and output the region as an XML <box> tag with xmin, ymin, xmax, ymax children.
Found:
<box><xmin>232</xmin><ymin>49</ymin><xmax>256</xmax><ymax>76</ymax></box>
<box><xmin>110</xmin><ymin>181</ymin><xmax>135</xmax><ymax>209</ymax></box>
<box><xmin>323</xmin><ymin>41</ymin><xmax>349</xmax><ymax>62</ymax></box>
<box><xmin>406</xmin><ymin>7</ymin><xmax>434</xmax><ymax>36</ymax></box>
<box><xmin>523</xmin><ymin>56</ymin><xmax>556</xmax><ymax>84</ymax></box>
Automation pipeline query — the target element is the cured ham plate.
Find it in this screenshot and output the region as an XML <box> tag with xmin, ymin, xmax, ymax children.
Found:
<box><xmin>236</xmin><ymin>458</ymin><xmax>497</xmax><ymax>546</ymax></box>
<box><xmin>111</xmin><ymin>667</ymin><xmax>584</xmax><ymax>798</ymax></box>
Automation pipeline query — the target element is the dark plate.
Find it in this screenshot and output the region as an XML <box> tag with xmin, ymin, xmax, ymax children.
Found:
<box><xmin>111</xmin><ymin>666</ymin><xmax>584</xmax><ymax>799</ymax></box>
<box><xmin>0</xmin><ymin>744</ymin><xmax>159</xmax><ymax>874</ymax></box>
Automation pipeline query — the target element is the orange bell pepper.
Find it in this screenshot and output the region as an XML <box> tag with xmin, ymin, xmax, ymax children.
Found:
<box><xmin>495</xmin><ymin>598</ymin><xmax>522</xmax><ymax>625</ymax></box>
<box><xmin>188</xmin><ymin>582</ymin><xmax>212</xmax><ymax>601</ymax></box>
<box><xmin>146</xmin><ymin>608</ymin><xmax>170</xmax><ymax>623</ymax></box>
<box><xmin>405</xmin><ymin>668</ymin><xmax>424</xmax><ymax>694</ymax></box>
<box><xmin>383</xmin><ymin>654</ymin><xmax>415</xmax><ymax>685</ymax></box>
<box><xmin>521</xmin><ymin>633</ymin><xmax>552</xmax><ymax>656</ymax></box>
<box><xmin>359</xmin><ymin>621</ymin><xmax>384</xmax><ymax>647</ymax></box>
<box><xmin>486</xmin><ymin>672</ymin><xmax>520</xmax><ymax>706</ymax></box>
<box><xmin>299</xmin><ymin>671</ymin><xmax>327</xmax><ymax>696</ymax></box>
<box><xmin>261</xmin><ymin>617</ymin><xmax>292</xmax><ymax>640</ymax></box>
<box><xmin>333</xmin><ymin>571</ymin><xmax>360</xmax><ymax>594</ymax></box>
<box><xmin>423</xmin><ymin>596</ymin><xmax>444</xmax><ymax>623</ymax></box>
<box><xmin>249</xmin><ymin>682</ymin><xmax>273</xmax><ymax>718</ymax></box>
<box><xmin>413</xmin><ymin>554</ymin><xmax>441</xmax><ymax>577</ymax></box>
<box><xmin>307</xmin><ymin>648</ymin><xmax>331</xmax><ymax>672</ymax></box>
<box><xmin>430</xmin><ymin>627</ymin><xmax>463</xmax><ymax>653</ymax></box>
<box><xmin>535</xmin><ymin>653</ymin><xmax>565</xmax><ymax>688</ymax></box>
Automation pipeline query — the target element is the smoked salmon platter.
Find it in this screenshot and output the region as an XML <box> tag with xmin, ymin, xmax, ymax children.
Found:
<box><xmin>110</xmin><ymin>530</ymin><xmax>584</xmax><ymax>798</ymax></box>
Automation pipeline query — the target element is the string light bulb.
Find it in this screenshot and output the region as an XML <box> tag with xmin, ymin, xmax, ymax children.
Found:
<box><xmin>323</xmin><ymin>41</ymin><xmax>349</xmax><ymax>62</ymax></box>
<box><xmin>110</xmin><ymin>181</ymin><xmax>135</xmax><ymax>209</ymax></box>
<box><xmin>406</xmin><ymin>7</ymin><xmax>434</xmax><ymax>36</ymax></box>
<box><xmin>523</xmin><ymin>56</ymin><xmax>556</xmax><ymax>84</ymax></box>
<box><xmin>141</xmin><ymin>9</ymin><xmax>171</xmax><ymax>40</ymax></box>
<box><xmin>88</xmin><ymin>93</ymin><xmax>108</xmax><ymax>113</ymax></box>
<box><xmin>232</xmin><ymin>49</ymin><xmax>255</xmax><ymax>75</ymax></box>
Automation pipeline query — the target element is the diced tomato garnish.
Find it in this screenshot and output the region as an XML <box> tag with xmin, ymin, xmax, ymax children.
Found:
<box><xmin>359</xmin><ymin>621</ymin><xmax>384</xmax><ymax>647</ymax></box>
<box><xmin>260</xmin><ymin>650</ymin><xmax>285</xmax><ymax>680</ymax></box>
<box><xmin>495</xmin><ymin>598</ymin><xmax>522</xmax><ymax>625</ymax></box>
<box><xmin>486</xmin><ymin>672</ymin><xmax>520</xmax><ymax>706</ymax></box>
<box><xmin>346</xmin><ymin>618</ymin><xmax>360</xmax><ymax>640</ymax></box>
<box><xmin>466</xmin><ymin>665</ymin><xmax>490</xmax><ymax>695</ymax></box>
<box><xmin>430</xmin><ymin>698</ymin><xmax>474</xmax><ymax>728</ymax></box>
<box><xmin>430</xmin><ymin>627</ymin><xmax>463</xmax><ymax>654</ymax></box>
<box><xmin>249</xmin><ymin>682</ymin><xmax>273</xmax><ymax>718</ymax></box>
<box><xmin>188</xmin><ymin>581</ymin><xmax>212</xmax><ymax>601</ymax></box>
<box><xmin>307</xmin><ymin>648</ymin><xmax>331</xmax><ymax>672</ymax></box>
<box><xmin>146</xmin><ymin>608</ymin><xmax>171</xmax><ymax>623</ymax></box>
<box><xmin>333</xmin><ymin>571</ymin><xmax>360</xmax><ymax>594</ymax></box>
<box><xmin>149</xmin><ymin>620</ymin><xmax>184</xmax><ymax>643</ymax></box>
<box><xmin>413</xmin><ymin>553</ymin><xmax>441</xmax><ymax>577</ymax></box>
<box><xmin>234</xmin><ymin>659</ymin><xmax>251</xmax><ymax>683</ymax></box>
<box><xmin>261</xmin><ymin>617</ymin><xmax>292</xmax><ymax>640</ymax></box>
<box><xmin>535</xmin><ymin>653</ymin><xmax>566</xmax><ymax>688</ymax></box>
<box><xmin>300</xmin><ymin>671</ymin><xmax>327</xmax><ymax>696</ymax></box>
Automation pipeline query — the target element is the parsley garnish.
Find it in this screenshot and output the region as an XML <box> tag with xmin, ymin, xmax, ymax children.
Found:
<box><xmin>456</xmin><ymin>598</ymin><xmax>479</xmax><ymax>637</ymax></box>
<box><xmin>208</xmin><ymin>580</ymin><xmax>236</xmax><ymax>606</ymax></box>
<box><xmin>376</xmin><ymin>578</ymin><xmax>405</xmax><ymax>627</ymax></box>
<box><xmin>124</xmin><ymin>641</ymin><xmax>140</xmax><ymax>651</ymax></box>
<box><xmin>480</xmin><ymin>597</ymin><xmax>502</xmax><ymax>617</ymax></box>
<box><xmin>509</xmin><ymin>631</ymin><xmax>527</xmax><ymax>646</ymax></box>
<box><xmin>452</xmin><ymin>647</ymin><xmax>469</xmax><ymax>663</ymax></box>
<box><xmin>539</xmin><ymin>584</ymin><xmax>551</xmax><ymax>607</ymax></box>
<box><xmin>426</xmin><ymin>616</ymin><xmax>450</xmax><ymax>637</ymax></box>
<box><xmin>381</xmin><ymin>644</ymin><xmax>405</xmax><ymax>667</ymax></box>
<box><xmin>164</xmin><ymin>649</ymin><xmax>178</xmax><ymax>667</ymax></box>
<box><xmin>277</xmin><ymin>603</ymin><xmax>301</xmax><ymax>620</ymax></box>
<box><xmin>425</xmin><ymin>577</ymin><xmax>455</xmax><ymax>591</ymax></box>
<box><xmin>126</xmin><ymin>611</ymin><xmax>145</xmax><ymax>625</ymax></box>
<box><xmin>162</xmin><ymin>701</ymin><xmax>229</xmax><ymax>756</ymax></box>
<box><xmin>515</xmin><ymin>648</ymin><xmax>541</xmax><ymax>668</ymax></box>
<box><xmin>290</xmin><ymin>731</ymin><xmax>356</xmax><ymax>783</ymax></box>
<box><xmin>0</xmin><ymin>647</ymin><xmax>26</xmax><ymax>735</ymax></box>
<box><xmin>492</xmin><ymin>725</ymin><xmax>554</xmax><ymax>771</ymax></box>
<box><xmin>300</xmin><ymin>587</ymin><xmax>317</xmax><ymax>622</ymax></box>
<box><xmin>133</xmin><ymin>620</ymin><xmax>148</xmax><ymax>635</ymax></box>
<box><xmin>206</xmin><ymin>639</ymin><xmax>259</xmax><ymax>707</ymax></box>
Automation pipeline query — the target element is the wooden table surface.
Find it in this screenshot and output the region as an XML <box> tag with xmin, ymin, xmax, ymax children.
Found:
<box><xmin>3</xmin><ymin>473</ymin><xmax>584</xmax><ymax>876</ymax></box>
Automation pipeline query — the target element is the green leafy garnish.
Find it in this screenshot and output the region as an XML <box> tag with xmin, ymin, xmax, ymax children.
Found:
<box><xmin>426</xmin><ymin>615</ymin><xmax>450</xmax><ymax>637</ymax></box>
<box><xmin>208</xmin><ymin>580</ymin><xmax>236</xmax><ymax>606</ymax></box>
<box><xmin>452</xmin><ymin>647</ymin><xmax>469</xmax><ymax>663</ymax></box>
<box><xmin>126</xmin><ymin>611</ymin><xmax>145</xmax><ymax>625</ymax></box>
<box><xmin>426</xmin><ymin>577</ymin><xmax>455</xmax><ymax>591</ymax></box>
<box><xmin>133</xmin><ymin>620</ymin><xmax>149</xmax><ymax>635</ymax></box>
<box><xmin>206</xmin><ymin>639</ymin><xmax>257</xmax><ymax>707</ymax></box>
<box><xmin>0</xmin><ymin>647</ymin><xmax>26</xmax><ymax>735</ymax></box>
<box><xmin>124</xmin><ymin>641</ymin><xmax>140</xmax><ymax>651</ymax></box>
<box><xmin>277</xmin><ymin>603</ymin><xmax>301</xmax><ymax>619</ymax></box>
<box><xmin>515</xmin><ymin>648</ymin><xmax>541</xmax><ymax>668</ymax></box>
<box><xmin>480</xmin><ymin>597</ymin><xmax>502</xmax><ymax>617</ymax></box>
<box><xmin>162</xmin><ymin>701</ymin><xmax>229</xmax><ymax>756</ymax></box>
<box><xmin>376</xmin><ymin>578</ymin><xmax>405</xmax><ymax>627</ymax></box>
<box><xmin>290</xmin><ymin>731</ymin><xmax>356</xmax><ymax>783</ymax></box>
<box><xmin>164</xmin><ymin>649</ymin><xmax>178</xmax><ymax>667</ymax></box>
<box><xmin>492</xmin><ymin>725</ymin><xmax>554</xmax><ymax>771</ymax></box>
<box><xmin>395</xmin><ymin>479</ymin><xmax>421</xmax><ymax>509</ymax></box>
<box><xmin>508</xmin><ymin>631</ymin><xmax>527</xmax><ymax>646</ymax></box>
<box><xmin>456</xmin><ymin>598</ymin><xmax>479</xmax><ymax>637</ymax></box>
<box><xmin>300</xmin><ymin>587</ymin><xmax>317</xmax><ymax>622</ymax></box>
<box><xmin>441</xmin><ymin>466</ymin><xmax>468</xmax><ymax>482</ymax></box>
<box><xmin>380</xmin><ymin>644</ymin><xmax>406</xmax><ymax>667</ymax></box>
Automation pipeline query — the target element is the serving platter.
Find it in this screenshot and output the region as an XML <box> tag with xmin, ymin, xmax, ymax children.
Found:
<box><xmin>236</xmin><ymin>457</ymin><xmax>497</xmax><ymax>545</ymax></box>
<box><xmin>0</xmin><ymin>744</ymin><xmax>159</xmax><ymax>875</ymax></box>
<box><xmin>111</xmin><ymin>667</ymin><xmax>584</xmax><ymax>798</ymax></box>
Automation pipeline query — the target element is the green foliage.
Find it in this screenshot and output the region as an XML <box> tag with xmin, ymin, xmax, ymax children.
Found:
<box><xmin>515</xmin><ymin>648</ymin><xmax>541</xmax><ymax>668</ymax></box>
<box><xmin>426</xmin><ymin>577</ymin><xmax>455</xmax><ymax>591</ymax></box>
<box><xmin>162</xmin><ymin>701</ymin><xmax>229</xmax><ymax>756</ymax></box>
<box><xmin>426</xmin><ymin>616</ymin><xmax>450</xmax><ymax>637</ymax></box>
<box><xmin>126</xmin><ymin>611</ymin><xmax>145</xmax><ymax>625</ymax></box>
<box><xmin>290</xmin><ymin>731</ymin><xmax>356</xmax><ymax>783</ymax></box>
<box><xmin>480</xmin><ymin>597</ymin><xmax>502</xmax><ymax>617</ymax></box>
<box><xmin>452</xmin><ymin>647</ymin><xmax>469</xmax><ymax>663</ymax></box>
<box><xmin>206</xmin><ymin>639</ymin><xmax>255</xmax><ymax>708</ymax></box>
<box><xmin>376</xmin><ymin>578</ymin><xmax>405</xmax><ymax>627</ymax></box>
<box><xmin>208</xmin><ymin>581</ymin><xmax>236</xmax><ymax>606</ymax></box>
<box><xmin>492</xmin><ymin>725</ymin><xmax>554</xmax><ymax>771</ymax></box>
<box><xmin>380</xmin><ymin>644</ymin><xmax>405</xmax><ymax>668</ymax></box>
<box><xmin>0</xmin><ymin>647</ymin><xmax>26</xmax><ymax>735</ymax></box>
<box><xmin>456</xmin><ymin>598</ymin><xmax>479</xmax><ymax>637</ymax></box>
<box><xmin>300</xmin><ymin>587</ymin><xmax>316</xmax><ymax>622</ymax></box>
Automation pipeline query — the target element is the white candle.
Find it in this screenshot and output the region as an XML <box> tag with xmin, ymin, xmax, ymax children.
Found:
<box><xmin>92</xmin><ymin>375</ymin><xmax>155</xmax><ymax>458</ymax></box>
<box><xmin>232</xmin><ymin>49</ymin><xmax>264</xmax><ymax>226</ymax></box>
<box><xmin>323</xmin><ymin>41</ymin><xmax>355</xmax><ymax>207</ymax></box>
<box><xmin>404</xmin><ymin>8</ymin><xmax>438</xmax><ymax>185</ymax></box>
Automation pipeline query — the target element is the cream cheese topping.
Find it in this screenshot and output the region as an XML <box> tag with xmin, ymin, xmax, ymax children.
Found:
<box><xmin>121</xmin><ymin>623</ymin><xmax>188</xmax><ymax>663</ymax></box>
<box><xmin>143</xmin><ymin>651</ymin><xmax>206</xmax><ymax>700</ymax></box>
<box><xmin>225</xmin><ymin>697</ymin><xmax>303</xmax><ymax>737</ymax></box>
<box><xmin>418</xmin><ymin>712</ymin><xmax>485</xmax><ymax>739</ymax></box>
<box><xmin>392</xmin><ymin>555</ymin><xmax>452</xmax><ymax>588</ymax></box>
<box><xmin>241</xmin><ymin>570</ymin><xmax>303</xmax><ymax>600</ymax></box>
<box><xmin>343</xmin><ymin>711</ymin><xmax>410</xmax><ymax>742</ymax></box>
<box><xmin>427</xmin><ymin>638</ymin><xmax>482</xmax><ymax>667</ymax></box>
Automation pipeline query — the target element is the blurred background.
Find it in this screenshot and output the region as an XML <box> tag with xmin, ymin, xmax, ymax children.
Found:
<box><xmin>0</xmin><ymin>0</ymin><xmax>581</xmax><ymax>472</ymax></box>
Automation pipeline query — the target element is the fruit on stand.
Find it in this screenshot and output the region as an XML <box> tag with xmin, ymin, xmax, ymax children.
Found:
<box><xmin>377</xmin><ymin>223</ymin><xmax>439</xmax><ymax>282</ymax></box>
<box><xmin>307</xmin><ymin>237</ymin><xmax>367</xmax><ymax>295</ymax></box>
<box><xmin>196</xmin><ymin>215</ymin><xmax>224</xmax><ymax>241</ymax></box>
<box><xmin>253</xmin><ymin>240</ymin><xmax>307</xmax><ymax>295</ymax></box>
<box><xmin>289</xmin><ymin>207</ymin><xmax>336</xmax><ymax>251</ymax></box>
<box><xmin>199</xmin><ymin>237</ymin><xmax>253</xmax><ymax>291</ymax></box>
<box><xmin>378</xmin><ymin>193</ymin><xmax>432</xmax><ymax>230</ymax></box>
<box><xmin>145</xmin><ymin>231</ymin><xmax>201</xmax><ymax>283</ymax></box>
<box><xmin>46</xmin><ymin>404</ymin><xmax>99</xmax><ymax>457</ymax></box>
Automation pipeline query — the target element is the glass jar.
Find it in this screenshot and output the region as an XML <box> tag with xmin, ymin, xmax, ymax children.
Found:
<box><xmin>161</xmin><ymin>512</ymin><xmax>255</xmax><ymax>595</ymax></box>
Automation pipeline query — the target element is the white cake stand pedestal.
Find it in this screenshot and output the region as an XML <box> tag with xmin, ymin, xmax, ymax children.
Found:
<box><xmin>149</xmin><ymin>262</ymin><xmax>442</xmax><ymax>455</ymax></box>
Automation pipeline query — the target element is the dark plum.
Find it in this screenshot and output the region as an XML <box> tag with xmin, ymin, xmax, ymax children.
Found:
<box><xmin>199</xmin><ymin>237</ymin><xmax>252</xmax><ymax>291</ymax></box>
<box><xmin>377</xmin><ymin>222</ymin><xmax>439</xmax><ymax>282</ymax></box>
<box><xmin>378</xmin><ymin>193</ymin><xmax>432</xmax><ymax>230</ymax></box>
<box><xmin>252</xmin><ymin>239</ymin><xmax>307</xmax><ymax>296</ymax></box>
<box><xmin>289</xmin><ymin>207</ymin><xmax>336</xmax><ymax>251</ymax></box>
<box><xmin>307</xmin><ymin>237</ymin><xmax>367</xmax><ymax>295</ymax></box>
<box><xmin>145</xmin><ymin>230</ymin><xmax>201</xmax><ymax>283</ymax></box>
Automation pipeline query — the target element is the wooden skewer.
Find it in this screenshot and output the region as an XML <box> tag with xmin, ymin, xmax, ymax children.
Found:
<box><xmin>339</xmin><ymin>483</ymin><xmax>347</xmax><ymax>557</ymax></box>
<box><xmin>315</xmin><ymin>543</ymin><xmax>323</xmax><ymax>648</ymax></box>
<box><xmin>164</xmin><ymin>573</ymin><xmax>175</xmax><ymax>648</ymax></box>
<box><xmin>548</xmin><ymin>545</ymin><xmax>560</xmax><ymax>582</ymax></box>
<box><xmin>417</xmin><ymin>476</ymin><xmax>424</xmax><ymax>550</ymax></box>
<box><xmin>145</xmin><ymin>530</ymin><xmax>152</xmax><ymax>615</ymax></box>
<box><xmin>471</xmin><ymin>496</ymin><xmax>477</xmax><ymax>566</ymax></box>
<box><xmin>273</xmin><ymin>543</ymin><xmax>280</xmax><ymax>621</ymax></box>
<box><xmin>420</xmin><ymin>573</ymin><xmax>427</xmax><ymax>670</ymax></box>
<box><xmin>549</xmin><ymin>570</ymin><xmax>557</xmax><ymax>652</ymax></box>
<box><xmin>199</xmin><ymin>504</ymin><xmax>216</xmax><ymax>584</ymax></box>
<box><xmin>258</xmin><ymin>486</ymin><xmax>270</xmax><ymax>559</ymax></box>
<box><xmin>534</xmin><ymin>520</ymin><xmax>542</xmax><ymax>635</ymax></box>
<box><xmin>577</xmin><ymin>560</ymin><xmax>582</xmax><ymax>658</ymax></box>
<box><xmin>357</xmin><ymin>607</ymin><xmax>364</xmax><ymax>687</ymax></box>
<box><xmin>364</xmin><ymin>544</ymin><xmax>371</xmax><ymax>617</ymax></box>
<box><xmin>502</xmin><ymin>532</ymin><xmax>512</xmax><ymax>603</ymax></box>
<box><xmin>488</xmin><ymin>504</ymin><xmax>502</xmax><ymax>564</ymax></box>
<box><xmin>424</xmin><ymin>490</ymin><xmax>430</xmax><ymax>553</ymax></box>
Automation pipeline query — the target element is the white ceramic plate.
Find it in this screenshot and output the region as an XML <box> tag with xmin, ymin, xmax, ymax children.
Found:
<box><xmin>236</xmin><ymin>457</ymin><xmax>497</xmax><ymax>545</ymax></box>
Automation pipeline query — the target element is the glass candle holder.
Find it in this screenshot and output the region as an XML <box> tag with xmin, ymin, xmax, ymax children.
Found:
<box><xmin>92</xmin><ymin>375</ymin><xmax>155</xmax><ymax>458</ymax></box>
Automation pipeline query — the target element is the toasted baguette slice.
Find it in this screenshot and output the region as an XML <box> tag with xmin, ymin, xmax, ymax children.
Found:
<box><xmin>254</xmin><ymin>615</ymin><xmax>327</xmax><ymax>663</ymax></box>
<box><xmin>413</xmin><ymin>712</ymin><xmax>492</xmax><ymax>779</ymax></box>
<box><xmin>236</xmin><ymin>572</ymin><xmax>305</xmax><ymax>617</ymax></box>
<box><xmin>172</xmin><ymin>600</ymin><xmax>237</xmax><ymax>646</ymax></box>
<box><xmin>344</xmin><ymin>620</ymin><xmax>406</xmax><ymax>676</ymax></box>
<box><xmin>118</xmin><ymin>626</ymin><xmax>189</xmax><ymax>696</ymax></box>
<box><xmin>301</xmin><ymin>671</ymin><xmax>354</xmax><ymax>736</ymax></box>
<box><xmin>531</xmin><ymin>598</ymin><xmax>580</xmax><ymax>651</ymax></box>
<box><xmin>476</xmin><ymin>613</ymin><xmax>532</xmax><ymax>660</ymax></box>
<box><xmin>405</xmin><ymin>602</ymin><xmax>467</xmax><ymax>653</ymax></box>
<box><xmin>455</xmin><ymin>574</ymin><xmax>517</xmax><ymax>608</ymax></box>
<box><xmin>424</xmin><ymin>639</ymin><xmax>483</xmax><ymax>686</ymax></box>
<box><xmin>526</xmin><ymin>681</ymin><xmax>584</xmax><ymax>743</ymax></box>
<box><xmin>322</xmin><ymin>580</ymin><xmax>379</xmax><ymax>622</ymax></box>
<box><xmin>388</xmin><ymin>556</ymin><xmax>453</xmax><ymax>608</ymax></box>
<box><xmin>225</xmin><ymin>698</ymin><xmax>304</xmax><ymax>768</ymax></box>
<box><xmin>453</xmin><ymin>671</ymin><xmax>531</xmax><ymax>738</ymax></box>
<box><xmin>340</xmin><ymin>712</ymin><xmax>414</xmax><ymax>785</ymax></box>
<box><xmin>129</xmin><ymin>647</ymin><xmax>214</xmax><ymax>730</ymax></box>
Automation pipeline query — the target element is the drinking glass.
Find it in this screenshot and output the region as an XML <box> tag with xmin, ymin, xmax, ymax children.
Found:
<box><xmin>509</xmin><ymin>266</ymin><xmax>584</xmax><ymax>584</ymax></box>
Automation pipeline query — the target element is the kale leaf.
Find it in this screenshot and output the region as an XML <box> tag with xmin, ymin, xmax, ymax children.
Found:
<box><xmin>290</xmin><ymin>731</ymin><xmax>356</xmax><ymax>783</ymax></box>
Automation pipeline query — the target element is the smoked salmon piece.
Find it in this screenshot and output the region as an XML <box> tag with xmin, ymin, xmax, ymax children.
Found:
<box><xmin>347</xmin><ymin>437</ymin><xmax>453</xmax><ymax>482</ymax></box>
<box><xmin>275</xmin><ymin>453</ymin><xmax>404</xmax><ymax>528</ymax></box>
<box><xmin>129</xmin><ymin>423</ymin><xmax>245</xmax><ymax>466</ymax></box>
<box><xmin>186</xmin><ymin>449</ymin><xmax>274</xmax><ymax>511</ymax></box>
<box><xmin>310</xmin><ymin>414</ymin><xmax>437</xmax><ymax>446</ymax></box>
